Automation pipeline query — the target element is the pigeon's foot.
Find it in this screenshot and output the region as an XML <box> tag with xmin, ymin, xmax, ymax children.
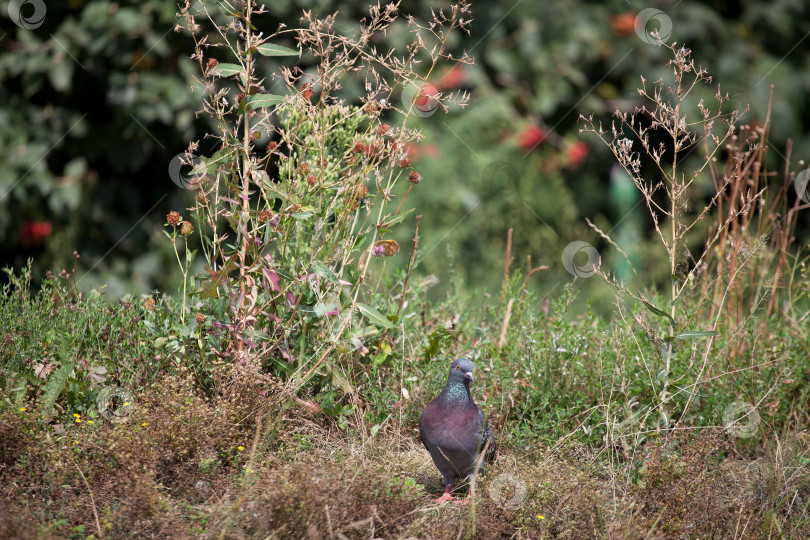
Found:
<box><xmin>434</xmin><ymin>492</ymin><xmax>455</xmax><ymax>505</ymax></box>
<box><xmin>434</xmin><ymin>486</ymin><xmax>454</xmax><ymax>505</ymax></box>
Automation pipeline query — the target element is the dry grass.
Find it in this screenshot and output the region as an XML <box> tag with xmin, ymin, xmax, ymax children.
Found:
<box><xmin>3</xmin><ymin>367</ymin><xmax>810</xmax><ymax>539</ymax></box>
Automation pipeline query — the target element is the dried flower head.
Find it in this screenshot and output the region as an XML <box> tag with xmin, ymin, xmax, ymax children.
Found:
<box><xmin>348</xmin><ymin>182</ymin><xmax>369</xmax><ymax>210</ymax></box>
<box><xmin>399</xmin><ymin>157</ymin><xmax>410</xmax><ymax>168</ymax></box>
<box><xmin>180</xmin><ymin>221</ymin><xmax>194</xmax><ymax>237</ymax></box>
<box><xmin>365</xmin><ymin>141</ymin><xmax>383</xmax><ymax>159</ymax></box>
<box><xmin>166</xmin><ymin>211</ymin><xmax>181</xmax><ymax>227</ymax></box>
<box><xmin>307</xmin><ymin>174</ymin><xmax>317</xmax><ymax>186</ymax></box>
<box><xmin>377</xmin><ymin>123</ymin><xmax>391</xmax><ymax>137</ymax></box>
<box><xmin>206</xmin><ymin>58</ymin><xmax>219</xmax><ymax>72</ymax></box>
<box><xmin>195</xmin><ymin>312</ymin><xmax>206</xmax><ymax>323</ymax></box>
<box><xmin>352</xmin><ymin>182</ymin><xmax>369</xmax><ymax>200</ymax></box>
<box><xmin>408</xmin><ymin>171</ymin><xmax>421</xmax><ymax>184</ymax></box>
<box><xmin>364</xmin><ymin>100</ymin><xmax>380</xmax><ymax>116</ymax></box>
<box><xmin>266</xmin><ymin>140</ymin><xmax>278</xmax><ymax>153</ymax></box>
<box><xmin>259</xmin><ymin>209</ymin><xmax>273</xmax><ymax>222</ymax></box>
<box><xmin>352</xmin><ymin>140</ymin><xmax>367</xmax><ymax>154</ymax></box>
<box><xmin>143</xmin><ymin>298</ymin><xmax>155</xmax><ymax>310</ymax></box>
<box><xmin>301</xmin><ymin>82</ymin><xmax>314</xmax><ymax>101</ymax></box>
<box><xmin>373</xmin><ymin>239</ymin><xmax>400</xmax><ymax>257</ymax></box>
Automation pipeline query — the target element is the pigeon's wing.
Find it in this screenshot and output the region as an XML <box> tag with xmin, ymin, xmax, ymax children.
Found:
<box><xmin>477</xmin><ymin>407</ymin><xmax>497</xmax><ymax>466</ymax></box>
<box><xmin>418</xmin><ymin>409</ymin><xmax>432</xmax><ymax>453</ymax></box>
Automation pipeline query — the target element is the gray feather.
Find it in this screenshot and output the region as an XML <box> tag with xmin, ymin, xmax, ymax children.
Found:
<box><xmin>419</xmin><ymin>358</ymin><xmax>497</xmax><ymax>488</ymax></box>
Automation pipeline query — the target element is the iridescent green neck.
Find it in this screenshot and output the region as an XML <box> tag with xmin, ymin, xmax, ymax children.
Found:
<box><xmin>442</xmin><ymin>380</ymin><xmax>471</xmax><ymax>405</ymax></box>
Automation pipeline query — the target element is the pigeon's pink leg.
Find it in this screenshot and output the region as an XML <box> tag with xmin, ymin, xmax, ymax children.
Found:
<box><xmin>434</xmin><ymin>485</ymin><xmax>454</xmax><ymax>505</ymax></box>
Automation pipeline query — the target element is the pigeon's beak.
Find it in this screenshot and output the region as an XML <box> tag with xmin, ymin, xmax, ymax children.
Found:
<box><xmin>464</xmin><ymin>371</ymin><xmax>474</xmax><ymax>383</ymax></box>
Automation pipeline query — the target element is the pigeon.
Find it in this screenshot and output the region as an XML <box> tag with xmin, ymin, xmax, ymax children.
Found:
<box><xmin>419</xmin><ymin>358</ymin><xmax>497</xmax><ymax>504</ymax></box>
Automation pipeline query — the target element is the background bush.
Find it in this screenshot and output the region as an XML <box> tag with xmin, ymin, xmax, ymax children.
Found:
<box><xmin>2</xmin><ymin>0</ymin><xmax>809</xmax><ymax>308</ymax></box>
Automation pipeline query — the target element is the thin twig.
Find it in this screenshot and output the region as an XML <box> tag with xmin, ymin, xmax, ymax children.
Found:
<box><xmin>69</xmin><ymin>452</ymin><xmax>103</xmax><ymax>538</ymax></box>
<box><xmin>497</xmin><ymin>298</ymin><xmax>513</xmax><ymax>351</ymax></box>
<box><xmin>501</xmin><ymin>228</ymin><xmax>513</xmax><ymax>295</ymax></box>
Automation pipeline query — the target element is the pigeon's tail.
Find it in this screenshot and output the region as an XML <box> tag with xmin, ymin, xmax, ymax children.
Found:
<box><xmin>481</xmin><ymin>422</ymin><xmax>498</xmax><ymax>466</ymax></box>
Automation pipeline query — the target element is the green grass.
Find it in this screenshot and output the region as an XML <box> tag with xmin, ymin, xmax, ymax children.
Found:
<box><xmin>2</xmin><ymin>6</ymin><xmax>810</xmax><ymax>537</ymax></box>
<box><xmin>1</xmin><ymin>252</ymin><xmax>810</xmax><ymax>538</ymax></box>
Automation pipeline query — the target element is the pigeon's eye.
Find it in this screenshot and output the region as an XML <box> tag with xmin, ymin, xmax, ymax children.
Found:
<box><xmin>455</xmin><ymin>365</ymin><xmax>460</xmax><ymax>370</ymax></box>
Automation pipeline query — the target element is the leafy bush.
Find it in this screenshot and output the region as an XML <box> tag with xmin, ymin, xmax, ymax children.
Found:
<box><xmin>168</xmin><ymin>0</ymin><xmax>473</xmax><ymax>415</ymax></box>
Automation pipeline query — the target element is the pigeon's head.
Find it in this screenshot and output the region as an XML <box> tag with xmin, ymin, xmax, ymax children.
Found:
<box><xmin>448</xmin><ymin>358</ymin><xmax>475</xmax><ymax>385</ymax></box>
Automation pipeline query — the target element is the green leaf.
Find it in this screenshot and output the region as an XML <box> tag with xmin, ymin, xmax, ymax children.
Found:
<box><xmin>357</xmin><ymin>303</ymin><xmax>394</xmax><ymax>329</ymax></box>
<box><xmin>372</xmin><ymin>340</ymin><xmax>393</xmax><ymax>367</ymax></box>
<box><xmin>290</xmin><ymin>211</ymin><xmax>313</xmax><ymax>219</ymax></box>
<box><xmin>311</xmin><ymin>261</ymin><xmax>340</xmax><ymax>286</ymax></box>
<box><xmin>212</xmin><ymin>63</ymin><xmax>243</xmax><ymax>78</ymax></box>
<box><xmin>238</xmin><ymin>93</ymin><xmax>286</xmax><ymax>114</ymax></box>
<box><xmin>41</xmin><ymin>362</ymin><xmax>73</xmax><ymax>418</ymax></box>
<box><xmin>641</xmin><ymin>299</ymin><xmax>675</xmax><ymax>322</ymax></box>
<box><xmin>256</xmin><ymin>42</ymin><xmax>299</xmax><ymax>57</ymax></box>
<box><xmin>216</xmin><ymin>0</ymin><xmax>239</xmax><ymax>16</ymax></box>
<box><xmin>199</xmin><ymin>253</ymin><xmax>240</xmax><ymax>299</ymax></box>
<box><xmin>674</xmin><ymin>330</ymin><xmax>719</xmax><ymax>340</ymax></box>
<box><xmin>198</xmin><ymin>147</ymin><xmax>231</xmax><ymax>175</ymax></box>
<box><xmin>246</xmin><ymin>93</ymin><xmax>285</xmax><ymax>108</ymax></box>
<box><xmin>313</xmin><ymin>302</ymin><xmax>338</xmax><ymax>317</ymax></box>
<box><xmin>378</xmin><ymin>208</ymin><xmax>414</xmax><ymax>229</ymax></box>
<box><xmin>352</xmin><ymin>235</ymin><xmax>368</xmax><ymax>252</ymax></box>
<box><xmin>326</xmin><ymin>362</ymin><xmax>353</xmax><ymax>395</ymax></box>
<box><xmin>6</xmin><ymin>372</ymin><xmax>27</xmax><ymax>403</ymax></box>
<box><xmin>48</xmin><ymin>60</ymin><xmax>73</xmax><ymax>92</ymax></box>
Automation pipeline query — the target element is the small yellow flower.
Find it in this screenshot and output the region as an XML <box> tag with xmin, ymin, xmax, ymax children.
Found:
<box><xmin>141</xmin><ymin>422</ymin><xmax>148</xmax><ymax>427</ymax></box>
<box><xmin>123</xmin><ymin>402</ymin><xmax>131</xmax><ymax>407</ymax></box>
<box><xmin>73</xmin><ymin>413</ymin><xmax>80</xmax><ymax>418</ymax></box>
<box><xmin>537</xmin><ymin>515</ymin><xmax>544</xmax><ymax>520</ymax></box>
<box><xmin>237</xmin><ymin>446</ymin><xmax>245</xmax><ymax>451</ymax></box>
<box><xmin>75</xmin><ymin>418</ymin><xmax>81</xmax><ymax>423</ymax></box>
<box><xmin>87</xmin><ymin>420</ymin><xmax>94</xmax><ymax>424</ymax></box>
<box><xmin>19</xmin><ymin>407</ymin><xmax>27</xmax><ymax>412</ymax></box>
<box><xmin>73</xmin><ymin>440</ymin><xmax>79</xmax><ymax>445</ymax></box>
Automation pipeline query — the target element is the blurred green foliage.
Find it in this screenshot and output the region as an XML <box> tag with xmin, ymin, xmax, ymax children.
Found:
<box><xmin>1</xmin><ymin>0</ymin><xmax>808</xmax><ymax>305</ymax></box>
